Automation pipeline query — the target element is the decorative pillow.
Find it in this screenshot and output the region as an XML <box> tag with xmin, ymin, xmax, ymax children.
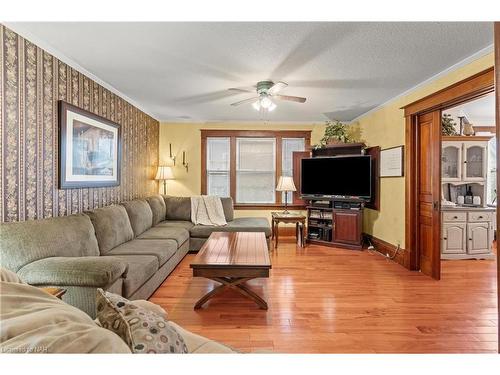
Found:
<box><xmin>96</xmin><ymin>289</ymin><xmax>188</xmax><ymax>354</ymax></box>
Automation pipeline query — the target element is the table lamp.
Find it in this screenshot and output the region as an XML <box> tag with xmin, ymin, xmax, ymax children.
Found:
<box><xmin>155</xmin><ymin>166</ymin><xmax>174</xmax><ymax>195</ymax></box>
<box><xmin>276</xmin><ymin>176</ymin><xmax>297</xmax><ymax>214</ymax></box>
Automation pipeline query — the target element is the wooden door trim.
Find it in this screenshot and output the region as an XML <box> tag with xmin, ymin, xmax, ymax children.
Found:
<box><xmin>402</xmin><ymin>67</ymin><xmax>494</xmax><ymax>116</ymax></box>
<box><xmin>494</xmin><ymin>21</ymin><xmax>500</xmax><ymax>354</ymax></box>
<box><xmin>403</xmin><ymin>67</ymin><xmax>495</xmax><ymax>273</ymax></box>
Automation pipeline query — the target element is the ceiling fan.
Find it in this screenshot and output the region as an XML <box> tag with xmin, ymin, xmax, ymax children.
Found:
<box><xmin>228</xmin><ymin>81</ymin><xmax>306</xmax><ymax>112</ymax></box>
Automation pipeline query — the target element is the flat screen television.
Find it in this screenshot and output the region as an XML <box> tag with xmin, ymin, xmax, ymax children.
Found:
<box><xmin>301</xmin><ymin>155</ymin><xmax>372</xmax><ymax>199</ymax></box>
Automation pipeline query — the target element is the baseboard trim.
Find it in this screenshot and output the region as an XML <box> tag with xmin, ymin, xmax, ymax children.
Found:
<box><xmin>364</xmin><ymin>234</ymin><xmax>409</xmax><ymax>270</ymax></box>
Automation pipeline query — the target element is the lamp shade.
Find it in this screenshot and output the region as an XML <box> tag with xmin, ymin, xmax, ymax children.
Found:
<box><xmin>155</xmin><ymin>166</ymin><xmax>174</xmax><ymax>180</ymax></box>
<box><xmin>276</xmin><ymin>176</ymin><xmax>296</xmax><ymax>192</ymax></box>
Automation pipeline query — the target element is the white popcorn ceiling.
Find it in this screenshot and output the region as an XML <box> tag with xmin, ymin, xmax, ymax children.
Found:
<box><xmin>8</xmin><ymin>22</ymin><xmax>493</xmax><ymax>122</ymax></box>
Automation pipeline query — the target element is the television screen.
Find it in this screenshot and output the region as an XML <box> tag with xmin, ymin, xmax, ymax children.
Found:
<box><xmin>301</xmin><ymin>156</ymin><xmax>372</xmax><ymax>198</ymax></box>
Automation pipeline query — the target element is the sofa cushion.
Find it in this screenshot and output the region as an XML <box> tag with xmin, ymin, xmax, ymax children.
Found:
<box><xmin>146</xmin><ymin>195</ymin><xmax>167</xmax><ymax>225</ymax></box>
<box><xmin>163</xmin><ymin>196</ymin><xmax>191</xmax><ymax>221</ymax></box>
<box><xmin>0</xmin><ymin>214</ymin><xmax>100</xmax><ymax>272</ymax></box>
<box><xmin>121</xmin><ymin>199</ymin><xmax>153</xmax><ymax>237</ymax></box>
<box><xmin>0</xmin><ymin>267</ymin><xmax>24</xmax><ymax>283</ymax></box>
<box><xmin>103</xmin><ymin>255</ymin><xmax>159</xmax><ymax>298</ymax></box>
<box><xmin>17</xmin><ymin>256</ymin><xmax>128</xmax><ymax>287</ymax></box>
<box><xmin>106</xmin><ymin>239</ymin><xmax>177</xmax><ymax>266</ymax></box>
<box><xmin>169</xmin><ymin>322</ymin><xmax>237</xmax><ymax>353</ymax></box>
<box><xmin>220</xmin><ymin>197</ymin><xmax>234</xmax><ymax>222</ymax></box>
<box><xmin>0</xmin><ymin>281</ymin><xmax>131</xmax><ymax>353</ymax></box>
<box><xmin>137</xmin><ymin>227</ymin><xmax>189</xmax><ymax>246</ymax></box>
<box><xmin>190</xmin><ymin>217</ymin><xmax>272</xmax><ymax>238</ymax></box>
<box><xmin>96</xmin><ymin>289</ymin><xmax>188</xmax><ymax>354</ymax></box>
<box><xmin>85</xmin><ymin>205</ymin><xmax>134</xmax><ymax>255</ymax></box>
<box><xmin>156</xmin><ymin>220</ymin><xmax>194</xmax><ymax>231</ymax></box>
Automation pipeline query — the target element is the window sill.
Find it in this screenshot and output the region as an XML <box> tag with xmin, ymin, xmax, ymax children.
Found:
<box><xmin>234</xmin><ymin>204</ymin><xmax>307</xmax><ymax>210</ymax></box>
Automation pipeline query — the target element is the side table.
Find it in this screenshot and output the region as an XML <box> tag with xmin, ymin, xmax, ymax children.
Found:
<box><xmin>271</xmin><ymin>212</ymin><xmax>306</xmax><ymax>249</ymax></box>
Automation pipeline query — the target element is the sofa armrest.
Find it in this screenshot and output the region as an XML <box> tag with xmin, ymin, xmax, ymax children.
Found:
<box><xmin>17</xmin><ymin>257</ymin><xmax>128</xmax><ymax>287</ymax></box>
<box><xmin>220</xmin><ymin>197</ymin><xmax>234</xmax><ymax>222</ymax></box>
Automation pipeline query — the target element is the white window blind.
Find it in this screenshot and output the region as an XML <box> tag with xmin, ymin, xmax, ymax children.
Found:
<box><xmin>206</xmin><ymin>137</ymin><xmax>230</xmax><ymax>197</ymax></box>
<box><xmin>281</xmin><ymin>138</ymin><xmax>305</xmax><ymax>202</ymax></box>
<box><xmin>236</xmin><ymin>138</ymin><xmax>276</xmax><ymax>204</ymax></box>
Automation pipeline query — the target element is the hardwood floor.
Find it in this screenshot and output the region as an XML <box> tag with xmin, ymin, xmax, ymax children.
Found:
<box><xmin>149</xmin><ymin>237</ymin><xmax>498</xmax><ymax>353</ymax></box>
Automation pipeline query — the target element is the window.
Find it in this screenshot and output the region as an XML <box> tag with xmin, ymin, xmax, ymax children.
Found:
<box><xmin>206</xmin><ymin>137</ymin><xmax>230</xmax><ymax>197</ymax></box>
<box><xmin>236</xmin><ymin>138</ymin><xmax>276</xmax><ymax>204</ymax></box>
<box><xmin>282</xmin><ymin>138</ymin><xmax>306</xmax><ymax>202</ymax></box>
<box><xmin>201</xmin><ymin>130</ymin><xmax>311</xmax><ymax>208</ymax></box>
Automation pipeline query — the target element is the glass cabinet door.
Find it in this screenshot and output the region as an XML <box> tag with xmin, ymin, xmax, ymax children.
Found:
<box><xmin>464</xmin><ymin>143</ymin><xmax>486</xmax><ymax>181</ymax></box>
<box><xmin>442</xmin><ymin>143</ymin><xmax>461</xmax><ymax>181</ymax></box>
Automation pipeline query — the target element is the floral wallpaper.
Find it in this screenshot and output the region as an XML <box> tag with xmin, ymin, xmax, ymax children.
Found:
<box><xmin>0</xmin><ymin>25</ymin><xmax>159</xmax><ymax>222</ymax></box>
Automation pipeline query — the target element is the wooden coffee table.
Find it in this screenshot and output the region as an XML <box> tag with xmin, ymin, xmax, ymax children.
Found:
<box><xmin>190</xmin><ymin>232</ymin><xmax>271</xmax><ymax>310</ymax></box>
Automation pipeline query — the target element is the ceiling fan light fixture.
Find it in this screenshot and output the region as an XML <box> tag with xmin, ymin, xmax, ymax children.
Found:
<box><xmin>268</xmin><ymin>102</ymin><xmax>277</xmax><ymax>112</ymax></box>
<box><xmin>252</xmin><ymin>101</ymin><xmax>261</xmax><ymax>111</ymax></box>
<box><xmin>260</xmin><ymin>95</ymin><xmax>273</xmax><ymax>109</ymax></box>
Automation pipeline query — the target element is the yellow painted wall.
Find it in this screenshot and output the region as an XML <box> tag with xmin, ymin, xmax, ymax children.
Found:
<box><xmin>159</xmin><ymin>51</ymin><xmax>494</xmax><ymax>245</ymax></box>
<box><xmin>351</xmin><ymin>52</ymin><xmax>494</xmax><ymax>248</ymax></box>
<box><xmin>158</xmin><ymin>122</ymin><xmax>326</xmax><ymax>223</ymax></box>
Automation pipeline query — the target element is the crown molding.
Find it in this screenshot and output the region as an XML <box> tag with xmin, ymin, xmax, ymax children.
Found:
<box><xmin>349</xmin><ymin>44</ymin><xmax>494</xmax><ymax>123</ymax></box>
<box><xmin>3</xmin><ymin>22</ymin><xmax>158</xmax><ymax>120</ymax></box>
<box><xmin>159</xmin><ymin>120</ymin><xmax>326</xmax><ymax>126</ymax></box>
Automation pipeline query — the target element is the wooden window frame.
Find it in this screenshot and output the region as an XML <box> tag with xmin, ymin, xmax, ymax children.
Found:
<box><xmin>201</xmin><ymin>129</ymin><xmax>311</xmax><ymax>209</ymax></box>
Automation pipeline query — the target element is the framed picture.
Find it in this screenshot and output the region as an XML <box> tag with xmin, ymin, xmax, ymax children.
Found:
<box><xmin>380</xmin><ymin>145</ymin><xmax>404</xmax><ymax>177</ymax></box>
<box><xmin>58</xmin><ymin>100</ymin><xmax>121</xmax><ymax>189</ymax></box>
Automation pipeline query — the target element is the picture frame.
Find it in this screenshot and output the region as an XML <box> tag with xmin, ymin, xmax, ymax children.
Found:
<box><xmin>380</xmin><ymin>145</ymin><xmax>404</xmax><ymax>177</ymax></box>
<box><xmin>58</xmin><ymin>100</ymin><xmax>121</xmax><ymax>189</ymax></box>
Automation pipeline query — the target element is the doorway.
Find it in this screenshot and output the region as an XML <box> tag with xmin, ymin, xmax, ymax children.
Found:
<box><xmin>440</xmin><ymin>93</ymin><xmax>497</xmax><ymax>279</ymax></box>
<box><xmin>403</xmin><ymin>67</ymin><xmax>495</xmax><ymax>279</ymax></box>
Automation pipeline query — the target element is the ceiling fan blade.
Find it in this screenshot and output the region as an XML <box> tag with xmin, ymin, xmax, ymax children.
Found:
<box><xmin>268</xmin><ymin>81</ymin><xmax>288</xmax><ymax>95</ymax></box>
<box><xmin>274</xmin><ymin>94</ymin><xmax>306</xmax><ymax>103</ymax></box>
<box><xmin>230</xmin><ymin>97</ymin><xmax>259</xmax><ymax>106</ymax></box>
<box><xmin>228</xmin><ymin>87</ymin><xmax>255</xmax><ymax>93</ymax></box>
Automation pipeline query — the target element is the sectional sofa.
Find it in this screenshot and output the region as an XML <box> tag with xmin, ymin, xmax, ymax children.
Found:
<box><xmin>0</xmin><ymin>195</ymin><xmax>271</xmax><ymax>317</ymax></box>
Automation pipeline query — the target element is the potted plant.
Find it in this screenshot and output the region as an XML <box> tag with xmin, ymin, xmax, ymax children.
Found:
<box><xmin>316</xmin><ymin>120</ymin><xmax>352</xmax><ymax>148</ymax></box>
<box><xmin>441</xmin><ymin>113</ymin><xmax>458</xmax><ymax>136</ymax></box>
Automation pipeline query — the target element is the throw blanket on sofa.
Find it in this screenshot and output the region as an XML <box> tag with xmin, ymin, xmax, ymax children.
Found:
<box><xmin>190</xmin><ymin>196</ymin><xmax>227</xmax><ymax>226</ymax></box>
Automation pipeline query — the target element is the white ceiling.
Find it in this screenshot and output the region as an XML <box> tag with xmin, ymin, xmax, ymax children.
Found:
<box><xmin>8</xmin><ymin>22</ymin><xmax>494</xmax><ymax>122</ymax></box>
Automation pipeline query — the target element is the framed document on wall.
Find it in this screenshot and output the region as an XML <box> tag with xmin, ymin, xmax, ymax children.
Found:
<box><xmin>380</xmin><ymin>145</ymin><xmax>404</xmax><ymax>177</ymax></box>
<box><xmin>58</xmin><ymin>100</ymin><xmax>121</xmax><ymax>189</ymax></box>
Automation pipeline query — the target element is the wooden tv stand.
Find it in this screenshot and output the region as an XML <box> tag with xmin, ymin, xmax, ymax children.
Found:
<box><xmin>306</xmin><ymin>197</ymin><xmax>364</xmax><ymax>250</ymax></box>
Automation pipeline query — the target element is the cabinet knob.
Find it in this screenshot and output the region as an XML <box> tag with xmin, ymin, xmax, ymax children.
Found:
<box><xmin>443</xmin><ymin>237</ymin><xmax>447</xmax><ymax>240</ymax></box>
<box><xmin>478</xmin><ymin>216</ymin><xmax>483</xmax><ymax>219</ymax></box>
<box><xmin>453</xmin><ymin>216</ymin><xmax>458</xmax><ymax>219</ymax></box>
<box><xmin>469</xmin><ymin>238</ymin><xmax>472</xmax><ymax>241</ymax></box>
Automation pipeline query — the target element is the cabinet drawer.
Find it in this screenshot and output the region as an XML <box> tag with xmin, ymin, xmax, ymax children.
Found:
<box><xmin>442</xmin><ymin>212</ymin><xmax>466</xmax><ymax>222</ymax></box>
<box><xmin>467</xmin><ymin>211</ymin><xmax>493</xmax><ymax>222</ymax></box>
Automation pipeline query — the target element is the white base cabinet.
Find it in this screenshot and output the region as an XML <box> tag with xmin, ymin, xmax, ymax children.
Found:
<box><xmin>441</xmin><ymin>210</ymin><xmax>495</xmax><ymax>260</ymax></box>
<box><xmin>442</xmin><ymin>223</ymin><xmax>467</xmax><ymax>255</ymax></box>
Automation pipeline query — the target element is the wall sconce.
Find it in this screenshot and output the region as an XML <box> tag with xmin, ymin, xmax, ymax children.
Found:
<box><xmin>169</xmin><ymin>143</ymin><xmax>176</xmax><ymax>166</ymax></box>
<box><xmin>182</xmin><ymin>151</ymin><xmax>189</xmax><ymax>172</ymax></box>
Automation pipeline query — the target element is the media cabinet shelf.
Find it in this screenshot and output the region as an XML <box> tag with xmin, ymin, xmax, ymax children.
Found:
<box><xmin>306</xmin><ymin>198</ymin><xmax>364</xmax><ymax>250</ymax></box>
<box><xmin>306</xmin><ymin>206</ymin><xmax>333</xmax><ymax>211</ymax></box>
